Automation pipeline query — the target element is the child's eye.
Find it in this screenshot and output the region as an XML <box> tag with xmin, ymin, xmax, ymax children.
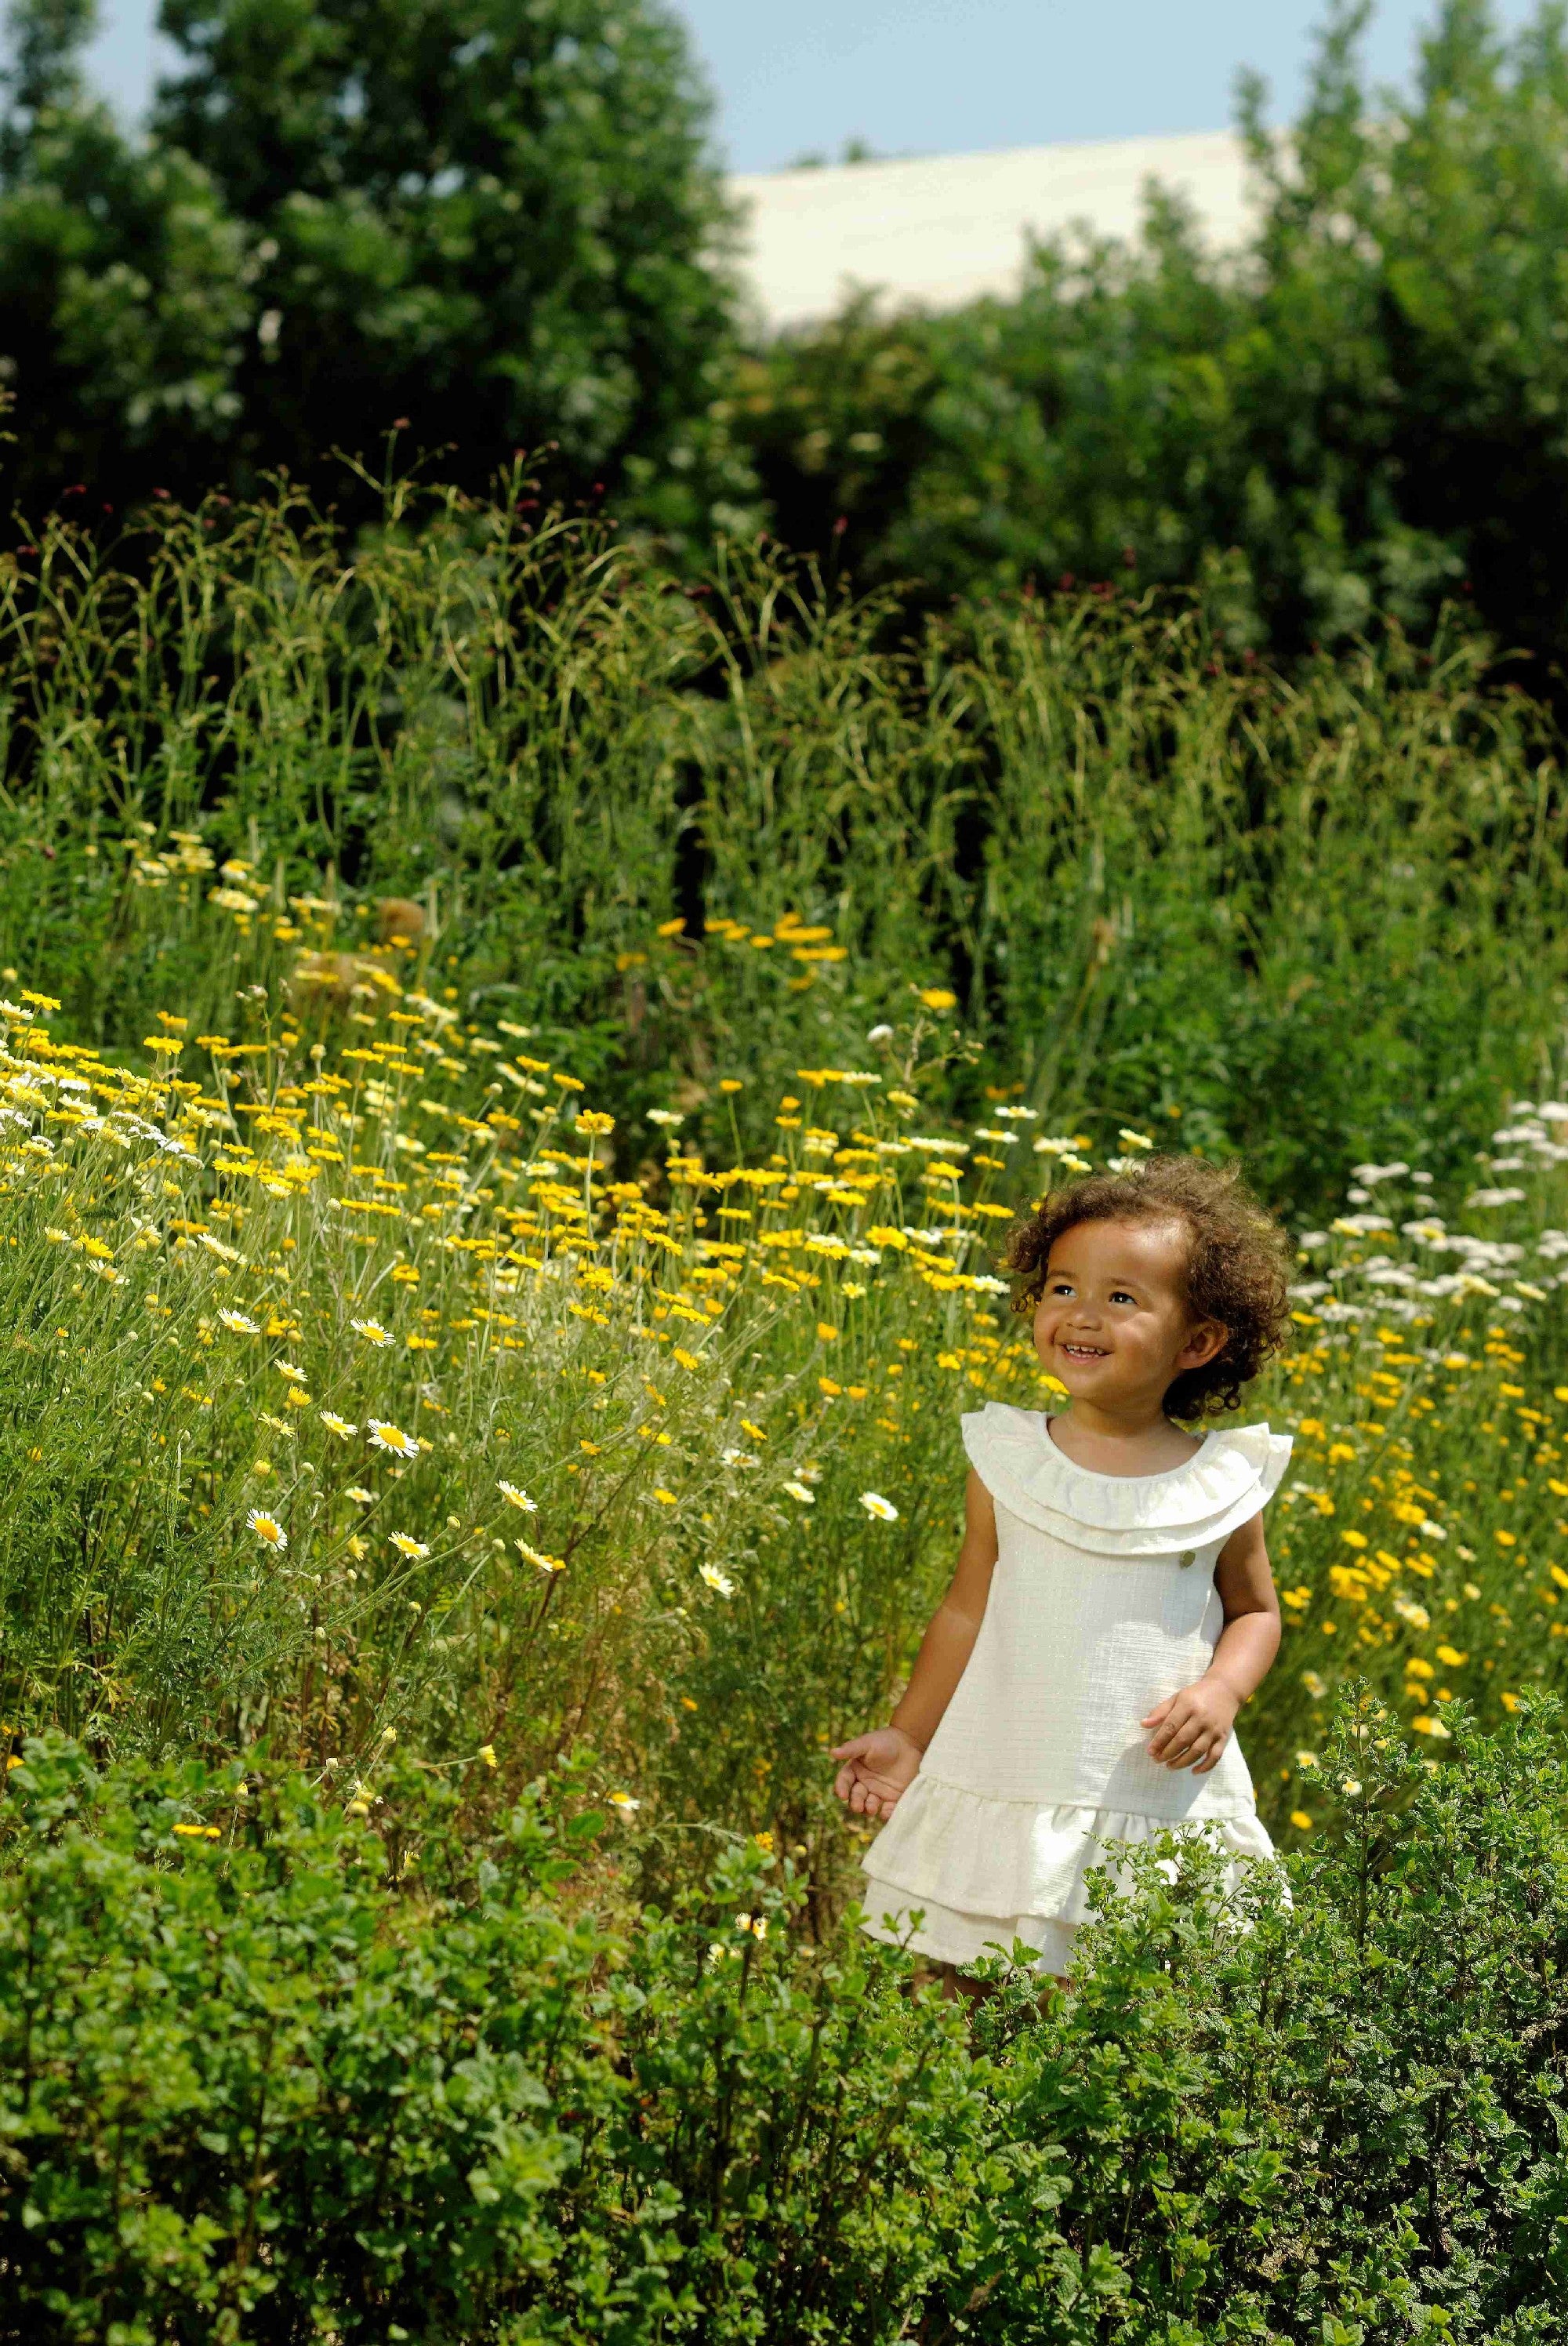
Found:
<box><xmin>1109</xmin><ymin>1290</ymin><xmax>1137</xmax><ymax>1306</ymax></box>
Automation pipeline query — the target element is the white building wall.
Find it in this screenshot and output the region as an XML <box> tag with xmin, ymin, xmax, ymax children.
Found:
<box><xmin>728</xmin><ymin>129</ymin><xmax>1258</xmax><ymax>333</ymax></box>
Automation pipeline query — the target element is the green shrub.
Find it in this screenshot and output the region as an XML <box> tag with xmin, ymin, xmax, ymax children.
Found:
<box><xmin>0</xmin><ymin>1740</ymin><xmax>639</xmax><ymax>2341</ymax></box>
<box><xmin>733</xmin><ymin>1</ymin><xmax>1568</xmax><ymax>676</ymax></box>
<box><xmin>5</xmin><ymin>1698</ymin><xmax>1568</xmax><ymax>2343</ymax></box>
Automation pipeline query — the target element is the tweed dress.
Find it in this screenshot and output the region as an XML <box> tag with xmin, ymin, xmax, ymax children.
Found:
<box><xmin>859</xmin><ymin>1404</ymin><xmax>1293</xmax><ymax>1974</ymax></box>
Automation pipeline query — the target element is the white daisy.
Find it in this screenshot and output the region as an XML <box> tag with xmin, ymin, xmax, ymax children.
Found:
<box><xmin>516</xmin><ymin>1539</ymin><xmax>566</xmax><ymax>1573</ymax></box>
<box><xmin>367</xmin><ymin>1421</ymin><xmax>419</xmax><ymax>1458</ymax></box>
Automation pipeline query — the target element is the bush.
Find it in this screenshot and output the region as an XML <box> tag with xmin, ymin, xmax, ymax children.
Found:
<box><xmin>0</xmin><ymin>1737</ymin><xmax>1004</xmax><ymax>2343</ymax></box>
<box><xmin>0</xmin><ymin>1740</ymin><xmax>637</xmax><ymax>2341</ymax></box>
<box><xmin>733</xmin><ymin>1</ymin><xmax>1568</xmax><ymax>675</ymax></box>
<box><xmin>5</xmin><ymin>1698</ymin><xmax>1568</xmax><ymax>2343</ymax></box>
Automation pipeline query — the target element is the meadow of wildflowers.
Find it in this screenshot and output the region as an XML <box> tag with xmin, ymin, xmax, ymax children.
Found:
<box><xmin>2</xmin><ymin>877</ymin><xmax>1568</xmax><ymax>1881</ymax></box>
<box><xmin>2</xmin><ymin>483</ymin><xmax>1568</xmax><ymax>2337</ymax></box>
<box><xmin>4</xmin><ymin>949</ymin><xmax>1568</xmax><ymax>2337</ymax></box>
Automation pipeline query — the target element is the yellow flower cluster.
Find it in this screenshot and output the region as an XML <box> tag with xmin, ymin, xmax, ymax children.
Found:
<box><xmin>0</xmin><ymin>953</ymin><xmax>1064</xmax><ymax>1791</ymax></box>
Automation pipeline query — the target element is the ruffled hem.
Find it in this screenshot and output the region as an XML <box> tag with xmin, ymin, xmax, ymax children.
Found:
<box><xmin>960</xmin><ymin>1404</ymin><xmax>1292</xmax><ymax>1557</ymax></box>
<box><xmin>859</xmin><ymin>1894</ymin><xmax>1080</xmax><ymax>1974</ymax></box>
<box><xmin>859</xmin><ymin>1776</ymin><xmax>1281</xmax><ymax>1970</ymax></box>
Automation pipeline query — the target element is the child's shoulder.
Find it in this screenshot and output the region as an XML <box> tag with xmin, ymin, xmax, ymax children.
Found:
<box><xmin>959</xmin><ymin>1402</ymin><xmax>1292</xmax><ymax>1556</ymax></box>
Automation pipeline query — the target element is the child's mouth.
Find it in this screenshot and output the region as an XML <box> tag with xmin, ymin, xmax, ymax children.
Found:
<box><xmin>1060</xmin><ymin>1342</ymin><xmax>1109</xmax><ymax>1361</ymax></box>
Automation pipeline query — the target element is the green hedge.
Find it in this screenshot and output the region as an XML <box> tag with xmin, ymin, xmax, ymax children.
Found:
<box><xmin>3</xmin><ymin>1698</ymin><xmax>1567</xmax><ymax>2342</ymax></box>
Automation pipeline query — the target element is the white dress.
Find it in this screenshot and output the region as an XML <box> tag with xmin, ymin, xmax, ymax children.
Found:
<box><xmin>859</xmin><ymin>1404</ymin><xmax>1292</xmax><ymax>1974</ymax></box>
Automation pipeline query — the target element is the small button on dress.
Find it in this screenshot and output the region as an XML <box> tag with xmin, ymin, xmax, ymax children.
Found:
<box><xmin>859</xmin><ymin>1405</ymin><xmax>1293</xmax><ymax>1976</ymax></box>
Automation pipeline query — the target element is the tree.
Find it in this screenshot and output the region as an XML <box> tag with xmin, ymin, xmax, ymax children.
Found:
<box><xmin>150</xmin><ymin>0</ymin><xmax>745</xmax><ymax>510</ymax></box>
<box><xmin>0</xmin><ymin>0</ymin><xmax>749</xmax><ymax>526</ymax></box>
<box><xmin>0</xmin><ymin>0</ymin><xmax>252</xmax><ymax>512</ymax></box>
<box><xmin>733</xmin><ymin>1</ymin><xmax>1568</xmax><ymax>669</ymax></box>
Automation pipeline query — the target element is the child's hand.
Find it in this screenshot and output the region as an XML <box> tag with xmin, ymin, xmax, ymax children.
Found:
<box><xmin>1140</xmin><ymin>1676</ymin><xmax>1240</xmax><ymax>1773</ymax></box>
<box><xmin>830</xmin><ymin>1727</ymin><xmax>923</xmax><ymax>1819</ymax></box>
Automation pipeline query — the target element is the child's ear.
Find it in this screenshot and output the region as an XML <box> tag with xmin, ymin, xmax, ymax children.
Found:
<box><xmin>1178</xmin><ymin>1318</ymin><xmax>1228</xmax><ymax>1370</ymax></box>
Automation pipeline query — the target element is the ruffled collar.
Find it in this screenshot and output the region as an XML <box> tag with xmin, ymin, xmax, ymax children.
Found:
<box><xmin>961</xmin><ymin>1402</ymin><xmax>1292</xmax><ymax>1556</ymax></box>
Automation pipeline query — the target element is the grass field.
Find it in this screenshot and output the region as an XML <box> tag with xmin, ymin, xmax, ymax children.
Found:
<box><xmin>2</xmin><ymin>918</ymin><xmax>1567</xmax><ymax>1867</ymax></box>
<box><xmin>3</xmin><ymin>481</ymin><xmax>1568</xmax><ymax>2339</ymax></box>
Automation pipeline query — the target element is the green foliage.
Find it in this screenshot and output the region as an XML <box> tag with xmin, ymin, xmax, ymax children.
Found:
<box><xmin>0</xmin><ymin>1736</ymin><xmax>652</xmax><ymax>2341</ymax></box>
<box><xmin>0</xmin><ymin>2</ymin><xmax>249</xmax><ymax>507</ymax></box>
<box><xmin>18</xmin><ymin>0</ymin><xmax>1568</xmax><ymax>644</ymax></box>
<box><xmin>0</xmin><ymin>0</ymin><xmax>750</xmax><ymax>532</ymax></box>
<box><xmin>959</xmin><ymin>1688</ymin><xmax>1568</xmax><ymax>2341</ymax></box>
<box><xmin>735</xmin><ymin>0</ymin><xmax>1568</xmax><ymax>670</ymax></box>
<box><xmin>5</xmin><ymin>1699</ymin><xmax>1568</xmax><ymax>2341</ymax></box>
<box><xmin>1</xmin><ymin>486</ymin><xmax>1566</xmax><ymax>1218</ymax></box>
<box><xmin>152</xmin><ymin>0</ymin><xmax>743</xmax><ymax>513</ymax></box>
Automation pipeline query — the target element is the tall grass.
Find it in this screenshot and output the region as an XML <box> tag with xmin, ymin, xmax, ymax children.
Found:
<box><xmin>4</xmin><ymin>481</ymin><xmax>1568</xmax><ymax>2341</ymax></box>
<box><xmin>1</xmin><ymin>924</ymin><xmax>1567</xmax><ymax>1893</ymax></box>
<box><xmin>0</xmin><ymin>481</ymin><xmax>1563</xmax><ymax>1217</ymax></box>
<box><xmin>1</xmin><ymin>474</ymin><xmax>1567</xmax><ymax>1887</ymax></box>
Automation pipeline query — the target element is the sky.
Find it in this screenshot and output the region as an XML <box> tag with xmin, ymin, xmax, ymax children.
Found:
<box><xmin>85</xmin><ymin>1</ymin><xmax>1543</xmax><ymax>172</ymax></box>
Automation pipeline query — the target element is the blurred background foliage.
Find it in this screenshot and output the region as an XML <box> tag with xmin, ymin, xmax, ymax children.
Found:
<box><xmin>0</xmin><ymin>0</ymin><xmax>754</xmax><ymax>536</ymax></box>
<box><xmin>738</xmin><ymin>0</ymin><xmax>1568</xmax><ymax>671</ymax></box>
<box><xmin>8</xmin><ymin>0</ymin><xmax>1568</xmax><ymax>669</ymax></box>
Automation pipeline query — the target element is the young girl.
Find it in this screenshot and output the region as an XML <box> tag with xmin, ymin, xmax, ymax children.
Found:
<box><xmin>833</xmin><ymin>1154</ymin><xmax>1294</xmax><ymax>1983</ymax></box>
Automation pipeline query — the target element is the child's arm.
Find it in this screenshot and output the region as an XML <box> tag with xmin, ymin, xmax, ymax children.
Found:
<box><xmin>1141</xmin><ymin>1510</ymin><xmax>1282</xmax><ymax>1773</ymax></box>
<box><xmin>831</xmin><ymin>1469</ymin><xmax>998</xmax><ymax>1819</ymax></box>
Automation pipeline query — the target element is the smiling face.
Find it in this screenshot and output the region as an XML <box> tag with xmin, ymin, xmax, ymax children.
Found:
<box><xmin>1033</xmin><ymin>1215</ymin><xmax>1227</xmax><ymax>1418</ymax></box>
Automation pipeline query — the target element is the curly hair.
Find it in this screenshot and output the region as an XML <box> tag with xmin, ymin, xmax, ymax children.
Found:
<box><xmin>1003</xmin><ymin>1154</ymin><xmax>1293</xmax><ymax>1421</ymax></box>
